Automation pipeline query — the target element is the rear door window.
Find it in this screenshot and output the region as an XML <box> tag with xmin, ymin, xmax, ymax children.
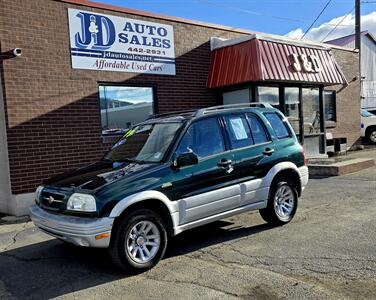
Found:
<box><xmin>246</xmin><ymin>113</ymin><xmax>270</xmax><ymax>144</ymax></box>
<box><xmin>224</xmin><ymin>114</ymin><xmax>254</xmax><ymax>149</ymax></box>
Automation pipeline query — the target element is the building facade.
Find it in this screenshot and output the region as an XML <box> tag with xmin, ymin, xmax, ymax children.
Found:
<box><xmin>327</xmin><ymin>31</ymin><xmax>376</xmax><ymax>110</ymax></box>
<box><xmin>0</xmin><ymin>0</ymin><xmax>360</xmax><ymax>215</ymax></box>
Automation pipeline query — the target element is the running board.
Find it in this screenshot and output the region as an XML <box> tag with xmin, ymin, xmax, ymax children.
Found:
<box><xmin>173</xmin><ymin>200</ymin><xmax>267</xmax><ymax>236</ymax></box>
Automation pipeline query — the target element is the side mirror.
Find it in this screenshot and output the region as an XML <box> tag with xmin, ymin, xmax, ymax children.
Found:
<box><xmin>173</xmin><ymin>152</ymin><xmax>198</xmax><ymax>168</ymax></box>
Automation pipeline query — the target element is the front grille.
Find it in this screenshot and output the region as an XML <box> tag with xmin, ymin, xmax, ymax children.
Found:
<box><xmin>40</xmin><ymin>190</ymin><xmax>67</xmax><ymax>212</ymax></box>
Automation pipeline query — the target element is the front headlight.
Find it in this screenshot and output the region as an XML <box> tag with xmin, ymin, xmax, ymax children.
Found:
<box><xmin>66</xmin><ymin>193</ymin><xmax>97</xmax><ymax>212</ymax></box>
<box><xmin>35</xmin><ymin>186</ymin><xmax>44</xmax><ymax>203</ymax></box>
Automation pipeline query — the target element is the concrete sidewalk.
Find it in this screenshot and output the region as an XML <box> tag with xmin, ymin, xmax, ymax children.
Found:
<box><xmin>308</xmin><ymin>146</ymin><xmax>376</xmax><ymax>176</ymax></box>
<box><xmin>346</xmin><ymin>146</ymin><xmax>376</xmax><ymax>161</ymax></box>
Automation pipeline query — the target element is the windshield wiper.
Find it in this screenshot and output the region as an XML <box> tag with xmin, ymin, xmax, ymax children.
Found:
<box><xmin>118</xmin><ymin>158</ymin><xmax>142</xmax><ymax>163</ymax></box>
<box><xmin>102</xmin><ymin>157</ymin><xmax>136</xmax><ymax>163</ymax></box>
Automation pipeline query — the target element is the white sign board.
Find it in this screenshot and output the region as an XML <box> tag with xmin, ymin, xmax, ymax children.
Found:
<box><xmin>68</xmin><ymin>8</ymin><xmax>175</xmax><ymax>75</ymax></box>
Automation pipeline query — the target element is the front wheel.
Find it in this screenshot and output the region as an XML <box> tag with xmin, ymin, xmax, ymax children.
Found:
<box><xmin>259</xmin><ymin>177</ymin><xmax>298</xmax><ymax>226</ymax></box>
<box><xmin>109</xmin><ymin>209</ymin><xmax>168</xmax><ymax>273</ymax></box>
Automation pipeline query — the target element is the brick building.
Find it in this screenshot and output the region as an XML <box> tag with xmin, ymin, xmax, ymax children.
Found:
<box><xmin>0</xmin><ymin>0</ymin><xmax>360</xmax><ymax>215</ymax></box>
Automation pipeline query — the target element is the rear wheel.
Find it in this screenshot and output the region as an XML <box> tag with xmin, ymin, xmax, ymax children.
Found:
<box><xmin>367</xmin><ymin>127</ymin><xmax>376</xmax><ymax>144</ymax></box>
<box><xmin>109</xmin><ymin>209</ymin><xmax>168</xmax><ymax>273</ymax></box>
<box><xmin>259</xmin><ymin>177</ymin><xmax>298</xmax><ymax>225</ymax></box>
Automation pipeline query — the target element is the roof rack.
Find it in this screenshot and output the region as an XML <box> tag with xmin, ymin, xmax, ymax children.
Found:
<box><xmin>196</xmin><ymin>102</ymin><xmax>273</xmax><ymax>116</ymax></box>
<box><xmin>146</xmin><ymin>109</ymin><xmax>197</xmax><ymax>120</ymax></box>
<box><xmin>146</xmin><ymin>103</ymin><xmax>273</xmax><ymax>120</ymax></box>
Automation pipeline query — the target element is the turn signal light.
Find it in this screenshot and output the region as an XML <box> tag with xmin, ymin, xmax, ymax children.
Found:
<box><xmin>95</xmin><ymin>232</ymin><xmax>110</xmax><ymax>240</ymax></box>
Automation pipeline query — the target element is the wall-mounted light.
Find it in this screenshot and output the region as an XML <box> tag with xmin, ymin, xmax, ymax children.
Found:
<box><xmin>1</xmin><ymin>48</ymin><xmax>23</xmax><ymax>60</ymax></box>
<box><xmin>12</xmin><ymin>48</ymin><xmax>22</xmax><ymax>57</ymax></box>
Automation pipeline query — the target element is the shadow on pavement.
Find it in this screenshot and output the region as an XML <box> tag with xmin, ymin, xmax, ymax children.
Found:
<box><xmin>166</xmin><ymin>220</ymin><xmax>272</xmax><ymax>258</ymax></box>
<box><xmin>0</xmin><ymin>219</ymin><xmax>273</xmax><ymax>299</ymax></box>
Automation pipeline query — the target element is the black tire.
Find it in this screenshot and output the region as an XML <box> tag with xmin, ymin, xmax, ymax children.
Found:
<box><xmin>259</xmin><ymin>177</ymin><xmax>298</xmax><ymax>226</ymax></box>
<box><xmin>109</xmin><ymin>209</ymin><xmax>168</xmax><ymax>273</ymax></box>
<box><xmin>367</xmin><ymin>127</ymin><xmax>376</xmax><ymax>144</ymax></box>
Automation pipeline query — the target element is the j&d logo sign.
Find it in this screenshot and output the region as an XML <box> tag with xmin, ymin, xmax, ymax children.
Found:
<box><xmin>68</xmin><ymin>9</ymin><xmax>175</xmax><ymax>75</ymax></box>
<box><xmin>289</xmin><ymin>53</ymin><xmax>322</xmax><ymax>73</ymax></box>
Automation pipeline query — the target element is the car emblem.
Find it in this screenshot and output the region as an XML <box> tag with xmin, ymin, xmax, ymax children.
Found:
<box><xmin>48</xmin><ymin>196</ymin><xmax>56</xmax><ymax>204</ymax></box>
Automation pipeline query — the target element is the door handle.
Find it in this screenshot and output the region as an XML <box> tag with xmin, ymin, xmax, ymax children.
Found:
<box><xmin>262</xmin><ymin>148</ymin><xmax>274</xmax><ymax>156</ymax></box>
<box><xmin>217</xmin><ymin>159</ymin><xmax>232</xmax><ymax>167</ymax></box>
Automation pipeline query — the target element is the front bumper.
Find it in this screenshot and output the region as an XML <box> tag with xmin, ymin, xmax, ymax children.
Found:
<box><xmin>29</xmin><ymin>205</ymin><xmax>114</xmax><ymax>248</ymax></box>
<box><xmin>299</xmin><ymin>166</ymin><xmax>309</xmax><ymax>193</ymax></box>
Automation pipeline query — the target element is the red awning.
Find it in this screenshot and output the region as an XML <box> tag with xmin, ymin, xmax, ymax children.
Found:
<box><xmin>207</xmin><ymin>37</ymin><xmax>348</xmax><ymax>88</ymax></box>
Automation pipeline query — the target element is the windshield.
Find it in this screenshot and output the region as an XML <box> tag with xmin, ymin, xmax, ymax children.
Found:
<box><xmin>361</xmin><ymin>109</ymin><xmax>374</xmax><ymax>117</ymax></box>
<box><xmin>104</xmin><ymin>122</ymin><xmax>182</xmax><ymax>163</ymax></box>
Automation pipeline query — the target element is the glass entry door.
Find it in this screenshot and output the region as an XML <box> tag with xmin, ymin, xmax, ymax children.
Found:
<box><xmin>284</xmin><ymin>87</ymin><xmax>301</xmax><ymax>140</ymax></box>
<box><xmin>302</xmin><ymin>87</ymin><xmax>325</xmax><ymax>156</ymax></box>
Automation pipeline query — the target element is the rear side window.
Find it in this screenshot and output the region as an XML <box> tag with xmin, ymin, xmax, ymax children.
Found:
<box><xmin>264</xmin><ymin>112</ymin><xmax>291</xmax><ymax>139</ymax></box>
<box><xmin>176</xmin><ymin>117</ymin><xmax>225</xmax><ymax>158</ymax></box>
<box><xmin>246</xmin><ymin>114</ymin><xmax>270</xmax><ymax>144</ymax></box>
<box><xmin>225</xmin><ymin>114</ymin><xmax>254</xmax><ymax>149</ymax></box>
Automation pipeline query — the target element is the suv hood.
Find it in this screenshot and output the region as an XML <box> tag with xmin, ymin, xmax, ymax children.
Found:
<box><xmin>43</xmin><ymin>160</ymin><xmax>159</xmax><ymax>191</ymax></box>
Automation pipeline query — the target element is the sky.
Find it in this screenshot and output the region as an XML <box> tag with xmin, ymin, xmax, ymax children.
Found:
<box><xmin>93</xmin><ymin>0</ymin><xmax>376</xmax><ymax>42</ymax></box>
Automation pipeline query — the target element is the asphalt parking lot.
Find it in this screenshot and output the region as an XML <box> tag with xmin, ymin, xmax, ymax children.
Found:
<box><xmin>0</xmin><ymin>159</ymin><xmax>375</xmax><ymax>299</ymax></box>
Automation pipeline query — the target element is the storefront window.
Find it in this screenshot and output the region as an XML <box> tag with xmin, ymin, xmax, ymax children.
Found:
<box><xmin>284</xmin><ymin>87</ymin><xmax>300</xmax><ymax>136</ymax></box>
<box><xmin>257</xmin><ymin>86</ymin><xmax>279</xmax><ymax>108</ymax></box>
<box><xmin>302</xmin><ymin>88</ymin><xmax>321</xmax><ymax>135</ymax></box>
<box><xmin>99</xmin><ymin>86</ymin><xmax>154</xmax><ymax>136</ymax></box>
<box><xmin>223</xmin><ymin>89</ymin><xmax>251</xmax><ymax>105</ymax></box>
<box><xmin>324</xmin><ymin>90</ymin><xmax>336</xmax><ymax>122</ymax></box>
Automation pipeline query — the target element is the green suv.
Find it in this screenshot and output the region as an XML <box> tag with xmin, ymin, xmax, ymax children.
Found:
<box><xmin>30</xmin><ymin>103</ymin><xmax>309</xmax><ymax>272</ymax></box>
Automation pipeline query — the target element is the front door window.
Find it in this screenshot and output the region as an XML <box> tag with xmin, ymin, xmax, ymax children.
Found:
<box><xmin>176</xmin><ymin>117</ymin><xmax>225</xmax><ymax>158</ymax></box>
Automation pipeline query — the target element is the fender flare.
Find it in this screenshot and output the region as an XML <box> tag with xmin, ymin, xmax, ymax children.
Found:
<box><xmin>263</xmin><ymin>161</ymin><xmax>301</xmax><ymax>189</ymax></box>
<box><xmin>109</xmin><ymin>190</ymin><xmax>178</xmax><ymax>219</ymax></box>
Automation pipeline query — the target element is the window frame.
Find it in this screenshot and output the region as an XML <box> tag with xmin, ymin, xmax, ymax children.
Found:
<box><xmin>98</xmin><ymin>83</ymin><xmax>158</xmax><ymax>137</ymax></box>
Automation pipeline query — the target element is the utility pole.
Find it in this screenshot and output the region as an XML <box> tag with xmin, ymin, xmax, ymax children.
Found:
<box><xmin>355</xmin><ymin>0</ymin><xmax>363</xmax><ymax>110</ymax></box>
<box><xmin>355</xmin><ymin>0</ymin><xmax>361</xmax><ymax>50</ymax></box>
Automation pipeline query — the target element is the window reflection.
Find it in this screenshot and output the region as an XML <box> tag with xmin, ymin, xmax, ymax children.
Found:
<box><xmin>303</xmin><ymin>88</ymin><xmax>321</xmax><ymax>134</ymax></box>
<box><xmin>257</xmin><ymin>86</ymin><xmax>279</xmax><ymax>108</ymax></box>
<box><xmin>99</xmin><ymin>86</ymin><xmax>154</xmax><ymax>136</ymax></box>
<box><xmin>223</xmin><ymin>89</ymin><xmax>251</xmax><ymax>105</ymax></box>
<box><xmin>324</xmin><ymin>91</ymin><xmax>336</xmax><ymax>122</ymax></box>
<box><xmin>284</xmin><ymin>87</ymin><xmax>300</xmax><ymax>136</ymax></box>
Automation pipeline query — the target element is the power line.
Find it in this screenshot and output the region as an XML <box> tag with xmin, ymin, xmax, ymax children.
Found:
<box><xmin>301</xmin><ymin>0</ymin><xmax>332</xmax><ymax>39</ymax></box>
<box><xmin>198</xmin><ymin>0</ymin><xmax>307</xmax><ymax>24</ymax></box>
<box><xmin>198</xmin><ymin>0</ymin><xmax>353</xmax><ymax>27</ymax></box>
<box><xmin>321</xmin><ymin>6</ymin><xmax>355</xmax><ymax>42</ymax></box>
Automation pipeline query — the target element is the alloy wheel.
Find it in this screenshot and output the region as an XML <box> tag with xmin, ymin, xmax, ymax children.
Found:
<box><xmin>370</xmin><ymin>130</ymin><xmax>376</xmax><ymax>144</ymax></box>
<box><xmin>126</xmin><ymin>220</ymin><xmax>161</xmax><ymax>264</ymax></box>
<box><xmin>273</xmin><ymin>185</ymin><xmax>295</xmax><ymax>218</ymax></box>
